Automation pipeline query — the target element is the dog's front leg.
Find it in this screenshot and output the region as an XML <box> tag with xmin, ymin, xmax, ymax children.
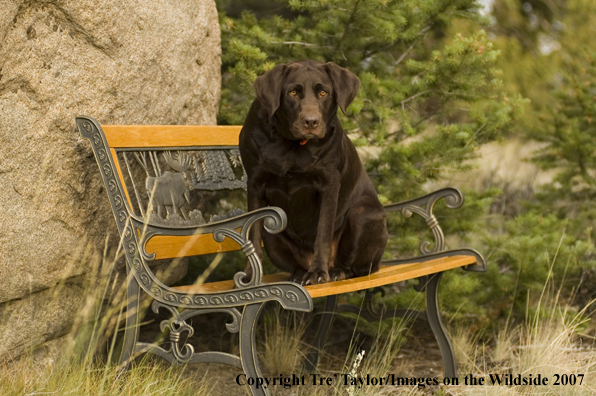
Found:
<box><xmin>302</xmin><ymin>174</ymin><xmax>341</xmax><ymax>285</ymax></box>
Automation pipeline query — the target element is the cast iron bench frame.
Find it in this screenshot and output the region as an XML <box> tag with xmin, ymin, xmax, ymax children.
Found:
<box><xmin>76</xmin><ymin>116</ymin><xmax>486</xmax><ymax>396</ymax></box>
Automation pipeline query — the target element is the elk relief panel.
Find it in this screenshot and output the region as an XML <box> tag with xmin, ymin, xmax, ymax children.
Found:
<box><xmin>117</xmin><ymin>149</ymin><xmax>247</xmax><ymax>226</ymax></box>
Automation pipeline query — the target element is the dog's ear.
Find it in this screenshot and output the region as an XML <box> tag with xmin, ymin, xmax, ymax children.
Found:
<box><xmin>253</xmin><ymin>64</ymin><xmax>288</xmax><ymax>118</ymax></box>
<box><xmin>323</xmin><ymin>62</ymin><xmax>360</xmax><ymax>114</ymax></box>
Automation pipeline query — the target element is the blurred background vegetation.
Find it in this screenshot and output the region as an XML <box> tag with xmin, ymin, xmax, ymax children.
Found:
<box><xmin>213</xmin><ymin>0</ymin><xmax>596</xmax><ymax>334</ymax></box>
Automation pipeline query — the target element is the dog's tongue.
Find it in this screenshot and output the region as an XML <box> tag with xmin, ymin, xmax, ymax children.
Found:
<box><xmin>300</xmin><ymin>139</ymin><xmax>308</xmax><ymax>145</ymax></box>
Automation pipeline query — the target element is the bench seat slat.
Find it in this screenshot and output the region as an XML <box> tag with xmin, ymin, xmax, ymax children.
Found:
<box><xmin>172</xmin><ymin>255</ymin><xmax>476</xmax><ymax>299</ymax></box>
<box><xmin>102</xmin><ymin>125</ymin><xmax>242</xmax><ymax>148</ymax></box>
<box><xmin>145</xmin><ymin>233</ymin><xmax>242</xmax><ymax>259</ymax></box>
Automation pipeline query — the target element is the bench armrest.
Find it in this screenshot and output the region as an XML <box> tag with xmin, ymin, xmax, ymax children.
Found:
<box><xmin>132</xmin><ymin>206</ymin><xmax>287</xmax><ymax>288</ymax></box>
<box><xmin>383</xmin><ymin>187</ymin><xmax>486</xmax><ymax>271</ymax></box>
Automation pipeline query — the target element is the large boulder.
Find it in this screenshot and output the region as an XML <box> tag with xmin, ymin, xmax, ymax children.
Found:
<box><xmin>0</xmin><ymin>0</ymin><xmax>221</xmax><ymax>360</ymax></box>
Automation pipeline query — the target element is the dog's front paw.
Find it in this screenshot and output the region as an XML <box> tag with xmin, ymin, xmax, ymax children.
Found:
<box><xmin>289</xmin><ymin>268</ymin><xmax>307</xmax><ymax>283</ymax></box>
<box><xmin>301</xmin><ymin>269</ymin><xmax>330</xmax><ymax>285</ymax></box>
<box><xmin>328</xmin><ymin>268</ymin><xmax>347</xmax><ymax>282</ymax></box>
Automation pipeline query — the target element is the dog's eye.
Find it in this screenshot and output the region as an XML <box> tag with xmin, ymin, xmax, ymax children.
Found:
<box><xmin>319</xmin><ymin>90</ymin><xmax>328</xmax><ymax>97</ymax></box>
<box><xmin>289</xmin><ymin>90</ymin><xmax>297</xmax><ymax>96</ymax></box>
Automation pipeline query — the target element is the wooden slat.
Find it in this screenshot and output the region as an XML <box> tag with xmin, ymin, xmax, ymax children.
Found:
<box><xmin>101</xmin><ymin>125</ymin><xmax>242</xmax><ymax>148</ymax></box>
<box><xmin>145</xmin><ymin>233</ymin><xmax>242</xmax><ymax>260</ymax></box>
<box><xmin>172</xmin><ymin>255</ymin><xmax>477</xmax><ymax>298</ymax></box>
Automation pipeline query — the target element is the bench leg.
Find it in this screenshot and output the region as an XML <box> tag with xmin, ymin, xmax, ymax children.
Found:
<box><xmin>304</xmin><ymin>295</ymin><xmax>337</xmax><ymax>372</ymax></box>
<box><xmin>240</xmin><ymin>303</ymin><xmax>268</xmax><ymax>396</ymax></box>
<box><xmin>425</xmin><ymin>272</ymin><xmax>457</xmax><ymax>378</ymax></box>
<box><xmin>120</xmin><ymin>276</ymin><xmax>141</xmax><ymax>366</ymax></box>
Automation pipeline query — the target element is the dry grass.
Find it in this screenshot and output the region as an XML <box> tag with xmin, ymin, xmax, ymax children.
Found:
<box><xmin>0</xmin><ymin>235</ymin><xmax>212</xmax><ymax>396</ymax></box>
<box><xmin>451</xmin><ymin>325</ymin><xmax>483</xmax><ymax>374</ymax></box>
<box><xmin>261</xmin><ymin>307</ymin><xmax>307</xmax><ymax>375</ymax></box>
<box><xmin>448</xmin><ymin>276</ymin><xmax>596</xmax><ymax>396</ymax></box>
<box><xmin>436</xmin><ymin>139</ymin><xmax>554</xmax><ymax>193</ymax></box>
<box><xmin>0</xmin><ymin>356</ymin><xmax>211</xmax><ymax>396</ymax></box>
<box><xmin>429</xmin><ymin>138</ymin><xmax>556</xmax><ymax>218</ymax></box>
<box><xmin>491</xmin><ymin>327</ymin><xmax>515</xmax><ymax>364</ymax></box>
<box><xmin>281</xmin><ymin>315</ymin><xmax>412</xmax><ymax>396</ymax></box>
<box><xmin>261</xmin><ymin>277</ymin><xmax>596</xmax><ymax>396</ymax></box>
<box><xmin>249</xmin><ymin>301</ymin><xmax>596</xmax><ymax>396</ymax></box>
<box><xmin>449</xmin><ymin>315</ymin><xmax>596</xmax><ymax>396</ymax></box>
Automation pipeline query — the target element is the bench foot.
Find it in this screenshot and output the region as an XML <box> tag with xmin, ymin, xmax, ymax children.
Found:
<box><xmin>304</xmin><ymin>295</ymin><xmax>337</xmax><ymax>372</ymax></box>
<box><xmin>425</xmin><ymin>272</ymin><xmax>457</xmax><ymax>378</ymax></box>
<box><xmin>240</xmin><ymin>303</ymin><xmax>268</xmax><ymax>396</ymax></box>
<box><xmin>119</xmin><ymin>276</ymin><xmax>141</xmax><ymax>367</ymax></box>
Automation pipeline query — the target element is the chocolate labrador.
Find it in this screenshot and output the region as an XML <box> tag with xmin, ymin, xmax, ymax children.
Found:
<box><xmin>239</xmin><ymin>60</ymin><xmax>388</xmax><ymax>285</ymax></box>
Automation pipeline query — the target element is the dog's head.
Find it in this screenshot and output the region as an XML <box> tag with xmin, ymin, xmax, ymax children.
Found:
<box><xmin>254</xmin><ymin>60</ymin><xmax>360</xmax><ymax>143</ymax></box>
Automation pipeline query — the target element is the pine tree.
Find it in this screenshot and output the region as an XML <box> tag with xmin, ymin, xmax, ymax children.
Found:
<box><xmin>466</xmin><ymin>0</ymin><xmax>596</xmax><ymax>323</ymax></box>
<box><xmin>218</xmin><ymin>0</ymin><xmax>525</xmax><ymax>203</ymax></box>
<box><xmin>215</xmin><ymin>0</ymin><xmax>534</xmax><ymax>325</ymax></box>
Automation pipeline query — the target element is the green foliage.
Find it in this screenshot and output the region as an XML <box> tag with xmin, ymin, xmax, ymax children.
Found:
<box><xmin>218</xmin><ymin>0</ymin><xmax>526</xmax><ymax>201</ymax></box>
<box><xmin>216</xmin><ymin>0</ymin><xmax>534</xmax><ymax>328</ymax></box>
<box><xmin>434</xmin><ymin>0</ymin><xmax>596</xmax><ymax>326</ymax></box>
<box><xmin>215</xmin><ymin>0</ymin><xmax>596</xmax><ymax>331</ymax></box>
<box><xmin>531</xmin><ymin>51</ymin><xmax>596</xmax><ymax>209</ymax></box>
<box><xmin>480</xmin><ymin>212</ymin><xmax>595</xmax><ymax>321</ymax></box>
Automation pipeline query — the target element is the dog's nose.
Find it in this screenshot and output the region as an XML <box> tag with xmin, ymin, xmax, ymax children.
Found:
<box><xmin>303</xmin><ymin>115</ymin><xmax>319</xmax><ymax>130</ymax></box>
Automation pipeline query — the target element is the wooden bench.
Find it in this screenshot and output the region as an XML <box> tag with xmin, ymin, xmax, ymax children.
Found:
<box><xmin>76</xmin><ymin>116</ymin><xmax>486</xmax><ymax>396</ymax></box>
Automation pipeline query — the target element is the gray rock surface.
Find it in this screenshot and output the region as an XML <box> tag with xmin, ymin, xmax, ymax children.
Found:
<box><xmin>0</xmin><ymin>280</ymin><xmax>86</xmax><ymax>361</ymax></box>
<box><xmin>0</xmin><ymin>0</ymin><xmax>221</xmax><ymax>360</ymax></box>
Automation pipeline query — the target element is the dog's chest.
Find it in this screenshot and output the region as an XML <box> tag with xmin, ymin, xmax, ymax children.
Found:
<box><xmin>260</xmin><ymin>144</ymin><xmax>321</xmax><ymax>175</ymax></box>
<box><xmin>262</xmin><ymin>172</ymin><xmax>322</xmax><ymax>235</ymax></box>
<box><xmin>263</xmin><ymin>171</ymin><xmax>320</xmax><ymax>204</ymax></box>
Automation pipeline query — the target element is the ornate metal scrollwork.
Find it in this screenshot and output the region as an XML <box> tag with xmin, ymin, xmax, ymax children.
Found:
<box><xmin>112</xmin><ymin>214</ymin><xmax>311</xmax><ymax>311</ymax></box>
<box><xmin>119</xmin><ymin>145</ymin><xmax>248</xmax><ymax>227</ymax></box>
<box><xmin>384</xmin><ymin>187</ymin><xmax>464</xmax><ymax>255</ymax></box>
<box><xmin>364</xmin><ymin>287</ymin><xmax>386</xmax><ymax>320</ymax></box>
<box><xmin>76</xmin><ymin>117</ymin><xmax>131</xmax><ymax>236</ymax></box>
<box><xmin>211</xmin><ymin>207</ymin><xmax>287</xmax><ymax>289</ymax></box>
<box><xmin>337</xmin><ymin>288</ymin><xmax>387</xmax><ymax>322</ymax></box>
<box><xmin>151</xmin><ymin>302</ymin><xmax>195</xmax><ymax>363</ymax></box>
<box><xmin>149</xmin><ymin>302</ymin><xmax>243</xmax><ymax>364</ymax></box>
<box><xmin>78</xmin><ymin>117</ymin><xmax>315</xmax><ymax>326</ymax></box>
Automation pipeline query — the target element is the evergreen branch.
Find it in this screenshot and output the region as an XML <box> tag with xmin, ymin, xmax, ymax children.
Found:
<box><xmin>438</xmin><ymin>90</ymin><xmax>487</xmax><ymax>101</ymax></box>
<box><xmin>388</xmin><ymin>96</ymin><xmax>450</xmax><ymax>139</ymax></box>
<box><xmin>465</xmin><ymin>121</ymin><xmax>490</xmax><ymax>147</ymax></box>
<box><xmin>400</xmin><ymin>90</ymin><xmax>431</xmax><ymax>110</ymax></box>
<box><xmin>364</xmin><ymin>25</ymin><xmax>432</xmax><ymax>60</ymax></box>
<box><xmin>336</xmin><ymin>0</ymin><xmax>363</xmax><ymax>53</ymax></box>
<box><xmin>394</xmin><ymin>40</ymin><xmax>419</xmax><ymax>67</ymax></box>
<box><xmin>277</xmin><ymin>41</ymin><xmax>319</xmax><ymax>47</ymax></box>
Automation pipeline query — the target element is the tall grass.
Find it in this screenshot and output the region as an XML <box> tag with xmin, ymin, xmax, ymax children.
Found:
<box><xmin>450</xmin><ymin>260</ymin><xmax>596</xmax><ymax>396</ymax></box>
<box><xmin>261</xmin><ymin>306</ymin><xmax>307</xmax><ymax>375</ymax></box>
<box><xmin>450</xmin><ymin>311</ymin><xmax>596</xmax><ymax>396</ymax></box>
<box><xmin>258</xmin><ymin>273</ymin><xmax>596</xmax><ymax>396</ymax></box>
<box><xmin>0</xmin><ymin>356</ymin><xmax>210</xmax><ymax>396</ymax></box>
<box><xmin>0</xmin><ymin>235</ymin><xmax>212</xmax><ymax>396</ymax></box>
<box><xmin>3</xmin><ymin>207</ymin><xmax>596</xmax><ymax>396</ymax></box>
<box><xmin>276</xmin><ymin>312</ymin><xmax>412</xmax><ymax>396</ymax></box>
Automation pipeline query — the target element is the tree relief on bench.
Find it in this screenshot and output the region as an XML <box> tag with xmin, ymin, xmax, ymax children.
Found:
<box><xmin>124</xmin><ymin>148</ymin><xmax>247</xmax><ymax>226</ymax></box>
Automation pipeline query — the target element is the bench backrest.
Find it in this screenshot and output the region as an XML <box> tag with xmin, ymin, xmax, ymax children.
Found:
<box><xmin>76</xmin><ymin>117</ymin><xmax>246</xmax><ymax>260</ymax></box>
